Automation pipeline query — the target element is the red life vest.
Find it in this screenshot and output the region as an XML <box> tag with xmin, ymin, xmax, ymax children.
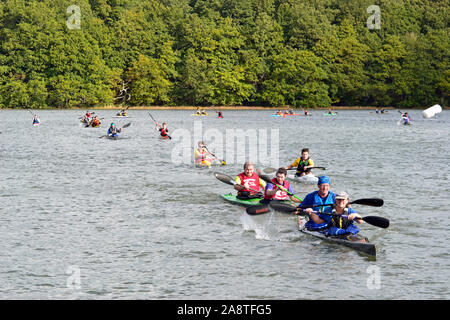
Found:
<box><xmin>160</xmin><ymin>127</ymin><xmax>168</xmax><ymax>136</ymax></box>
<box><xmin>237</xmin><ymin>172</ymin><xmax>260</xmax><ymax>193</ymax></box>
<box><xmin>264</xmin><ymin>178</ymin><xmax>290</xmax><ymax>200</ymax></box>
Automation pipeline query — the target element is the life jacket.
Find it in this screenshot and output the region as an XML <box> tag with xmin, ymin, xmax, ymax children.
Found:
<box><xmin>159</xmin><ymin>127</ymin><xmax>168</xmax><ymax>136</ymax></box>
<box><xmin>264</xmin><ymin>178</ymin><xmax>291</xmax><ymax>200</ymax></box>
<box><xmin>92</xmin><ymin>119</ymin><xmax>100</xmax><ymax>126</ymax></box>
<box><xmin>195</xmin><ymin>148</ymin><xmax>210</xmax><ymax>163</ymax></box>
<box><xmin>325</xmin><ymin>208</ymin><xmax>361</xmax><ymax>236</ymax></box>
<box><xmin>304</xmin><ymin>191</ymin><xmax>335</xmax><ymax>231</ymax></box>
<box><xmin>237</xmin><ymin>172</ymin><xmax>260</xmax><ymax>193</ymax></box>
<box><xmin>296</xmin><ymin>158</ymin><xmax>312</xmax><ymax>175</ymax></box>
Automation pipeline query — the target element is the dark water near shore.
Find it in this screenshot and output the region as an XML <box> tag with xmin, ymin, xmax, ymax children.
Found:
<box><xmin>0</xmin><ymin>109</ymin><xmax>448</xmax><ymax>299</ymax></box>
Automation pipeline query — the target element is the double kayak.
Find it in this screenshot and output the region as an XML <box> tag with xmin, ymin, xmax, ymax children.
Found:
<box><xmin>191</xmin><ymin>113</ymin><xmax>209</xmax><ymax>116</ymax></box>
<box><xmin>299</xmin><ymin>224</ymin><xmax>376</xmax><ymax>257</ymax></box>
<box><xmin>287</xmin><ymin>174</ymin><xmax>318</xmax><ymax>184</ymax></box>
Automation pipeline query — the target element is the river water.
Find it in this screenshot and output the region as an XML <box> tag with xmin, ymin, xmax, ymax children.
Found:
<box><xmin>0</xmin><ymin>109</ymin><xmax>448</xmax><ymax>299</ymax></box>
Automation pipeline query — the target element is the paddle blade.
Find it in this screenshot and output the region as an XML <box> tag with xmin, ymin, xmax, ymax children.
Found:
<box><xmin>351</xmin><ymin>198</ymin><xmax>384</xmax><ymax>207</ymax></box>
<box><xmin>263</xmin><ymin>167</ymin><xmax>277</xmax><ymax>174</ymax></box>
<box><xmin>214</xmin><ymin>172</ymin><xmax>235</xmax><ymax>186</ymax></box>
<box><xmin>122</xmin><ymin>122</ymin><xmax>131</xmax><ymax>128</ymax></box>
<box><xmin>362</xmin><ymin>216</ymin><xmax>390</xmax><ymax>228</ymax></box>
<box><xmin>221</xmin><ymin>160</ymin><xmax>226</xmax><ymax>166</ymax></box>
<box><xmin>99</xmin><ymin>135</ymin><xmax>107</xmax><ymax>139</ymax></box>
<box><xmin>246</xmin><ymin>205</ymin><xmax>270</xmax><ymax>215</ymax></box>
<box><xmin>312</xmin><ymin>167</ymin><xmax>326</xmax><ymax>170</ymax></box>
<box><xmin>269</xmin><ymin>202</ymin><xmax>298</xmax><ymax>213</ymax></box>
<box><xmin>258</xmin><ymin>174</ymin><xmax>272</xmax><ymax>183</ymax></box>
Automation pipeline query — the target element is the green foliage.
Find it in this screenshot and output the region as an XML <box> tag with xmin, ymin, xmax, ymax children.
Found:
<box><xmin>0</xmin><ymin>0</ymin><xmax>447</xmax><ymax>108</ymax></box>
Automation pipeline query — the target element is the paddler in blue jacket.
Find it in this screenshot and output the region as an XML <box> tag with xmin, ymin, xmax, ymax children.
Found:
<box><xmin>297</xmin><ymin>175</ymin><xmax>335</xmax><ymax>231</ymax></box>
<box><xmin>107</xmin><ymin>123</ymin><xmax>121</xmax><ymax>138</ymax></box>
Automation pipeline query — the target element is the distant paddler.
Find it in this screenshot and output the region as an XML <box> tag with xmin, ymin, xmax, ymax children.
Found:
<box><xmin>91</xmin><ymin>115</ymin><xmax>101</xmax><ymax>127</ymax></box>
<box><xmin>401</xmin><ymin>112</ymin><xmax>411</xmax><ymax>125</ymax></box>
<box><xmin>156</xmin><ymin>122</ymin><xmax>170</xmax><ymax>139</ymax></box>
<box><xmin>234</xmin><ymin>162</ymin><xmax>266</xmax><ymax>200</ymax></box>
<box><xmin>301</xmin><ymin>191</ymin><xmax>363</xmax><ymax>236</ymax></box>
<box><xmin>194</xmin><ymin>141</ymin><xmax>214</xmax><ymax>167</ymax></box>
<box><xmin>304</xmin><ymin>109</ymin><xmax>309</xmax><ymax>116</ymax></box>
<box><xmin>107</xmin><ymin>122</ymin><xmax>121</xmax><ymax>138</ymax></box>
<box><xmin>285</xmin><ymin>148</ymin><xmax>315</xmax><ymax>177</ymax></box>
<box><xmin>261</xmin><ymin>168</ymin><xmax>302</xmax><ymax>204</ymax></box>
<box><xmin>32</xmin><ymin>114</ymin><xmax>40</xmax><ymax>126</ymax></box>
<box><xmin>217</xmin><ymin>111</ymin><xmax>223</xmax><ymax>118</ymax></box>
<box><xmin>117</xmin><ymin>109</ymin><xmax>127</xmax><ymax>117</ymax></box>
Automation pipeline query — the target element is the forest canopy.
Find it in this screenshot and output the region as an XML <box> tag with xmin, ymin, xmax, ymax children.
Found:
<box><xmin>0</xmin><ymin>0</ymin><xmax>448</xmax><ymax>108</ymax></box>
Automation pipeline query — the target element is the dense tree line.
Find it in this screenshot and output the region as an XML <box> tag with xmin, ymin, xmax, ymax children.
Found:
<box><xmin>0</xmin><ymin>0</ymin><xmax>448</xmax><ymax>108</ymax></box>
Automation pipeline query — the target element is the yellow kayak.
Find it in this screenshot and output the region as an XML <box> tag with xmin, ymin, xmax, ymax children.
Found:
<box><xmin>191</xmin><ymin>113</ymin><xmax>209</xmax><ymax>116</ymax></box>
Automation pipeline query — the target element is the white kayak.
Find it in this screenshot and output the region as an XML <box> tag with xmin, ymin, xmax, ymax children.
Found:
<box><xmin>287</xmin><ymin>174</ymin><xmax>318</xmax><ymax>184</ymax></box>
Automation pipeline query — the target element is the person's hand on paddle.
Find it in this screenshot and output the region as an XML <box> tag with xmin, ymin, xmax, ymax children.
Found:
<box><xmin>348</xmin><ymin>213</ymin><xmax>363</xmax><ymax>224</ymax></box>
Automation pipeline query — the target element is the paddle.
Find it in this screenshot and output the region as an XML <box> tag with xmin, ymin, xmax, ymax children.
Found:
<box><xmin>257</xmin><ymin>171</ymin><xmax>303</xmax><ymax>202</ymax></box>
<box><xmin>99</xmin><ymin>122</ymin><xmax>131</xmax><ymax>138</ymax></box>
<box><xmin>204</xmin><ymin>146</ymin><xmax>226</xmax><ymax>166</ymax></box>
<box><xmin>268</xmin><ymin>202</ymin><xmax>389</xmax><ymax>228</ymax></box>
<box><xmin>263</xmin><ymin>167</ymin><xmax>326</xmax><ymax>174</ymax></box>
<box><xmin>149</xmin><ymin>112</ymin><xmax>172</xmax><ymax>139</ymax></box>
<box><xmin>214</xmin><ymin>172</ymin><xmax>244</xmax><ymax>188</ymax></box>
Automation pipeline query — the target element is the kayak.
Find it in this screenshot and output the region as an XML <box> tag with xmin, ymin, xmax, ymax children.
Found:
<box><xmin>33</xmin><ymin>122</ymin><xmax>40</xmax><ymax>126</ymax></box>
<box><xmin>107</xmin><ymin>135</ymin><xmax>119</xmax><ymax>140</ymax></box>
<box><xmin>191</xmin><ymin>113</ymin><xmax>209</xmax><ymax>116</ymax></box>
<box><xmin>221</xmin><ymin>194</ymin><xmax>264</xmax><ymax>207</ymax></box>
<box><xmin>160</xmin><ymin>135</ymin><xmax>170</xmax><ymax>139</ymax></box>
<box><xmin>287</xmin><ymin>174</ymin><xmax>318</xmax><ymax>184</ymax></box>
<box><xmin>114</xmin><ymin>116</ymin><xmax>130</xmax><ymax>118</ymax></box>
<box><xmin>270</xmin><ymin>114</ymin><xmax>300</xmax><ymax>117</ymax></box>
<box><xmin>299</xmin><ymin>224</ymin><xmax>376</xmax><ymax>257</ymax></box>
<box><xmin>324</xmin><ymin>113</ymin><xmax>337</xmax><ymax>116</ymax></box>
<box><xmin>195</xmin><ymin>160</ymin><xmax>212</xmax><ymax>168</ymax></box>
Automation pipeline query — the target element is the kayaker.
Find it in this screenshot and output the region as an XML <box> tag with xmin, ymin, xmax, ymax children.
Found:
<box><xmin>327</xmin><ymin>109</ymin><xmax>333</xmax><ymax>115</ymax></box>
<box><xmin>302</xmin><ymin>191</ymin><xmax>363</xmax><ymax>236</ymax></box>
<box><xmin>217</xmin><ymin>111</ymin><xmax>223</xmax><ymax>118</ymax></box>
<box><xmin>234</xmin><ymin>162</ymin><xmax>266</xmax><ymax>199</ymax></box>
<box><xmin>297</xmin><ymin>175</ymin><xmax>336</xmax><ymax>231</ymax></box>
<box><xmin>285</xmin><ymin>148</ymin><xmax>315</xmax><ymax>177</ymax></box>
<box><xmin>276</xmin><ymin>110</ymin><xmax>282</xmax><ymax>115</ymax></box>
<box><xmin>32</xmin><ymin>114</ymin><xmax>40</xmax><ymax>125</ymax></box>
<box><xmin>117</xmin><ymin>109</ymin><xmax>127</xmax><ymax>117</ymax></box>
<box><xmin>402</xmin><ymin>112</ymin><xmax>410</xmax><ymax>125</ymax></box>
<box><xmin>194</xmin><ymin>141</ymin><xmax>214</xmax><ymax>166</ymax></box>
<box><xmin>304</xmin><ymin>109</ymin><xmax>309</xmax><ymax>116</ymax></box>
<box><xmin>157</xmin><ymin>122</ymin><xmax>169</xmax><ymax>138</ymax></box>
<box><xmin>201</xmin><ymin>109</ymin><xmax>207</xmax><ymax>115</ymax></box>
<box><xmin>261</xmin><ymin>168</ymin><xmax>302</xmax><ymax>204</ymax></box>
<box><xmin>107</xmin><ymin>123</ymin><xmax>121</xmax><ymax>138</ymax></box>
<box><xmin>91</xmin><ymin>116</ymin><xmax>101</xmax><ymax>127</ymax></box>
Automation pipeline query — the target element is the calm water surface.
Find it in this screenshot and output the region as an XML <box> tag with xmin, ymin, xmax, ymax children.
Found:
<box><xmin>0</xmin><ymin>109</ymin><xmax>448</xmax><ymax>299</ymax></box>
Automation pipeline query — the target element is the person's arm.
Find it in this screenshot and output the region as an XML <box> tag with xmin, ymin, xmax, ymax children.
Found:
<box><xmin>264</xmin><ymin>183</ymin><xmax>277</xmax><ymax>196</ymax></box>
<box><xmin>347</xmin><ymin>208</ymin><xmax>363</xmax><ymax>224</ymax></box>
<box><xmin>287</xmin><ymin>185</ymin><xmax>302</xmax><ymax>203</ymax></box>
<box><xmin>234</xmin><ymin>176</ymin><xmax>244</xmax><ymax>191</ymax></box>
<box><xmin>305</xmin><ymin>208</ymin><xmax>326</xmax><ymax>224</ymax></box>
<box><xmin>304</xmin><ymin>159</ymin><xmax>315</xmax><ymax>170</ymax></box>
<box><xmin>286</xmin><ymin>158</ymin><xmax>299</xmax><ymax>170</ymax></box>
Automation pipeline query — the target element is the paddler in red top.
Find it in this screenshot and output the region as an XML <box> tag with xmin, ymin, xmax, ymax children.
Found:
<box><xmin>262</xmin><ymin>168</ymin><xmax>302</xmax><ymax>204</ymax></box>
<box><xmin>234</xmin><ymin>162</ymin><xmax>266</xmax><ymax>199</ymax></box>
<box><xmin>156</xmin><ymin>122</ymin><xmax>170</xmax><ymax>139</ymax></box>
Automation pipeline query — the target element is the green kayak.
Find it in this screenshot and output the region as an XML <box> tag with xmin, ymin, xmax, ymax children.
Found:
<box><xmin>221</xmin><ymin>194</ymin><xmax>263</xmax><ymax>207</ymax></box>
